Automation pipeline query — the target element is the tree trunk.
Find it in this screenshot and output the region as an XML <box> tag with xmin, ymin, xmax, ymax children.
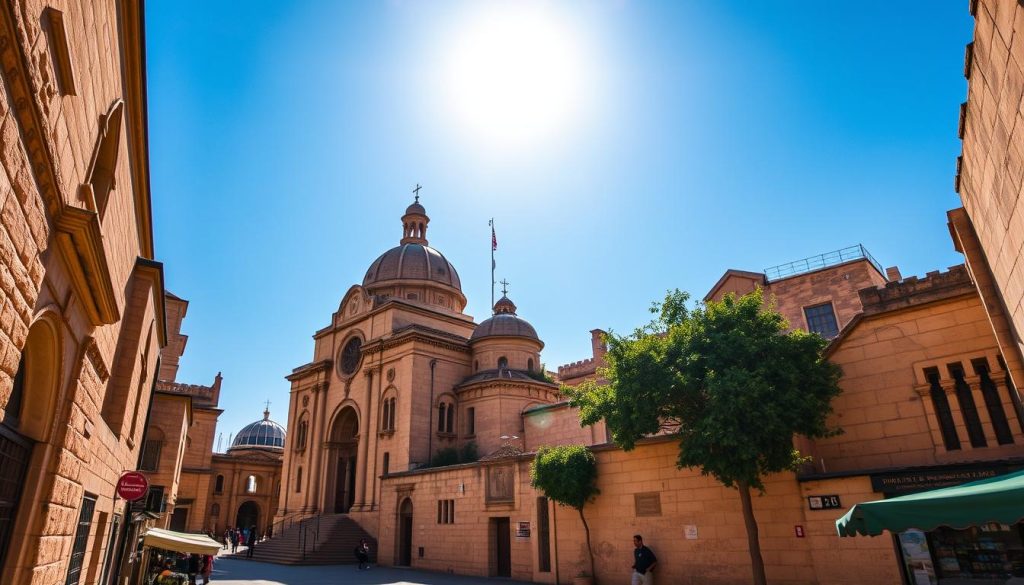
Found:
<box><xmin>738</xmin><ymin>480</ymin><xmax>767</xmax><ymax>585</ymax></box>
<box><xmin>578</xmin><ymin>506</ymin><xmax>596</xmax><ymax>582</ymax></box>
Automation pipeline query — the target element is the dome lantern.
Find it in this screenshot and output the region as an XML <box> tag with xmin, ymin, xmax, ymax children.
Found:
<box><xmin>230</xmin><ymin>409</ymin><xmax>286</xmax><ymax>451</ymax></box>
<box><xmin>401</xmin><ymin>191</ymin><xmax>429</xmax><ymax>245</ymax></box>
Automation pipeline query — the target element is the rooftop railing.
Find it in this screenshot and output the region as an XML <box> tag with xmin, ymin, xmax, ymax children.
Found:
<box><xmin>764</xmin><ymin>244</ymin><xmax>884</xmax><ymax>282</ymax></box>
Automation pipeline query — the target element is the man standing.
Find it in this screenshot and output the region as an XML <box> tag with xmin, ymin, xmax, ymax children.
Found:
<box><xmin>246</xmin><ymin>525</ymin><xmax>257</xmax><ymax>558</ymax></box>
<box><xmin>631</xmin><ymin>534</ymin><xmax>657</xmax><ymax>585</ymax></box>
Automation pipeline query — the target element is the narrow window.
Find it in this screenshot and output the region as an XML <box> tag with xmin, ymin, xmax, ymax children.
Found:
<box><xmin>139</xmin><ymin>439</ymin><xmax>162</xmax><ymax>471</ymax></box>
<box><xmin>211</xmin><ymin>503</ymin><xmax>220</xmax><ymax>517</ymax></box>
<box><xmin>537</xmin><ymin>497</ymin><xmax>551</xmax><ymax>572</ymax></box>
<box><xmin>437</xmin><ymin>403</ymin><xmax>446</xmax><ymax>432</ymax></box>
<box><xmin>246</xmin><ymin>475</ymin><xmax>257</xmax><ymax>494</ymax></box>
<box><xmin>498</xmin><ymin>356</ymin><xmax>508</xmax><ymax>369</ymax></box>
<box><xmin>214</xmin><ymin>475</ymin><xmax>224</xmax><ymax>494</ymax></box>
<box><xmin>437</xmin><ymin>500</ymin><xmax>443</xmax><ymax>523</ymax></box>
<box><xmin>382</xmin><ymin>400</ymin><xmax>391</xmax><ymax>431</ymax></box>
<box><xmin>383</xmin><ymin>452</ymin><xmax>390</xmax><ymax>476</ymax></box>
<box><xmin>388</xmin><ymin>398</ymin><xmax>396</xmax><ymax>430</ymax></box>
<box><xmin>296</xmin><ymin>467</ymin><xmax>303</xmax><ymax>493</ymax></box>
<box><xmin>65</xmin><ymin>495</ymin><xmax>96</xmax><ymax>585</ymax></box>
<box><xmin>466</xmin><ymin>407</ymin><xmax>475</xmax><ymax>436</ymax></box>
<box><xmin>445</xmin><ymin>403</ymin><xmax>454</xmax><ymax>433</ymax></box>
<box><xmin>949</xmin><ymin>363</ymin><xmax>986</xmax><ymax>448</ymax></box>
<box><xmin>926</xmin><ymin>368</ymin><xmax>960</xmax><ymax>451</ymax></box>
<box><xmin>42</xmin><ymin>8</ymin><xmax>76</xmax><ymax>96</ymax></box>
<box><xmin>804</xmin><ymin>302</ymin><xmax>839</xmax><ymax>338</ymax></box>
<box><xmin>474</xmin><ymin>360</ymin><xmax>479</xmax><ymax>372</ymax></box>
<box><xmin>449</xmin><ymin>499</ymin><xmax>455</xmax><ymax>523</ymax></box>
<box><xmin>973</xmin><ymin>358</ymin><xmax>1014</xmax><ymax>445</ymax></box>
<box><xmin>528</xmin><ymin>358</ymin><xmax>534</xmax><ymax>372</ymax></box>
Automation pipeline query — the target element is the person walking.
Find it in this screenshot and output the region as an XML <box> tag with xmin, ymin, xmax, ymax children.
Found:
<box><xmin>245</xmin><ymin>525</ymin><xmax>257</xmax><ymax>558</ymax></box>
<box><xmin>230</xmin><ymin>529</ymin><xmax>238</xmax><ymax>554</ymax></box>
<box><xmin>201</xmin><ymin>554</ymin><xmax>213</xmax><ymax>584</ymax></box>
<box><xmin>631</xmin><ymin>534</ymin><xmax>657</xmax><ymax>585</ymax></box>
<box><xmin>354</xmin><ymin>538</ymin><xmax>370</xmax><ymax>570</ymax></box>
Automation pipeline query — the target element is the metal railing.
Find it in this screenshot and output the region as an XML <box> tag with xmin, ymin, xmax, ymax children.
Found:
<box><xmin>268</xmin><ymin>512</ymin><xmax>304</xmax><ymax>541</ymax></box>
<box><xmin>764</xmin><ymin>244</ymin><xmax>885</xmax><ymax>282</ymax></box>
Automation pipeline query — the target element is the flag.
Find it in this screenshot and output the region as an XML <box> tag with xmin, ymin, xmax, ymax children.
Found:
<box><xmin>491</xmin><ymin>224</ymin><xmax>497</xmax><ymax>251</ymax></box>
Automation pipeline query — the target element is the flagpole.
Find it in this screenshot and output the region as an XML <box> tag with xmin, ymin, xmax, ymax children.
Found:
<box><xmin>489</xmin><ymin>218</ymin><xmax>495</xmax><ymax>309</ymax></box>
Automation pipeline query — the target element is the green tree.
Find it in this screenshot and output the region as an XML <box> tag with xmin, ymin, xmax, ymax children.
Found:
<box><xmin>530</xmin><ymin>444</ymin><xmax>600</xmax><ymax>580</ymax></box>
<box><xmin>564</xmin><ymin>289</ymin><xmax>842</xmax><ymax>585</ymax></box>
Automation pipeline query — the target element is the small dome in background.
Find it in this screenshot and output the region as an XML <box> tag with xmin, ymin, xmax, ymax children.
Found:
<box><xmin>470</xmin><ymin>295</ymin><xmax>541</xmax><ymax>344</ymax></box>
<box><xmin>230</xmin><ymin>408</ymin><xmax>286</xmax><ymax>451</ymax></box>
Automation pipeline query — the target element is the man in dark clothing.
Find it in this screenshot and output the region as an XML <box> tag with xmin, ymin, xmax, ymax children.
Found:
<box><xmin>354</xmin><ymin>539</ymin><xmax>370</xmax><ymax>570</ymax></box>
<box><xmin>631</xmin><ymin>534</ymin><xmax>657</xmax><ymax>585</ymax></box>
<box><xmin>245</xmin><ymin>526</ymin><xmax>257</xmax><ymax>558</ymax></box>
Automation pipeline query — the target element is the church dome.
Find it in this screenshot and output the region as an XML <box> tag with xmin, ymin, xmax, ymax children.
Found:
<box><xmin>230</xmin><ymin>409</ymin><xmax>286</xmax><ymax>451</ymax></box>
<box><xmin>362</xmin><ymin>196</ymin><xmax>464</xmax><ymax>294</ymax></box>
<box><xmin>363</xmin><ymin>244</ymin><xmax>462</xmax><ymax>290</ymax></box>
<box><xmin>470</xmin><ymin>295</ymin><xmax>540</xmax><ymax>343</ymax></box>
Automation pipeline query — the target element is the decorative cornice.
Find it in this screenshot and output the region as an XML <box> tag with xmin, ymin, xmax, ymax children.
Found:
<box><xmin>118</xmin><ymin>0</ymin><xmax>155</xmax><ymax>260</ymax></box>
<box><xmin>287</xmin><ymin>359</ymin><xmax>332</xmax><ymax>382</ymax></box>
<box><xmin>53</xmin><ymin>206</ymin><xmax>119</xmax><ymax>325</ymax></box>
<box><xmin>363</xmin><ymin>326</ymin><xmax>471</xmax><ymax>356</ymax></box>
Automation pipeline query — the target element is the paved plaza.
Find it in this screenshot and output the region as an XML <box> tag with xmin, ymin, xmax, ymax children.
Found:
<box><xmin>210</xmin><ymin>557</ymin><xmax>534</xmax><ymax>585</ymax></box>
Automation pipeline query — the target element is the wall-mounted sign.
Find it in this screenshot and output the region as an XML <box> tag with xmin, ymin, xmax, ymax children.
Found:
<box><xmin>116</xmin><ymin>471</ymin><xmax>149</xmax><ymax>501</ymax></box>
<box><xmin>634</xmin><ymin>492</ymin><xmax>662</xmax><ymax>517</ymax></box>
<box><xmin>869</xmin><ymin>464</ymin><xmax>1022</xmax><ymax>496</ymax></box>
<box><xmin>684</xmin><ymin>525</ymin><xmax>698</xmax><ymax>540</ymax></box>
<box><xmin>516</xmin><ymin>521</ymin><xmax>531</xmax><ymax>539</ymax></box>
<box><xmin>807</xmin><ymin>495</ymin><xmax>842</xmax><ymax>510</ymax></box>
<box><xmin>795</xmin><ymin>525</ymin><xmax>805</xmax><ymax>538</ymax></box>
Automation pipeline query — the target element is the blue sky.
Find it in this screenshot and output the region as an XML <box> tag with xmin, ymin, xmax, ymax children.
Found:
<box><xmin>146</xmin><ymin>1</ymin><xmax>974</xmax><ymax>445</ymax></box>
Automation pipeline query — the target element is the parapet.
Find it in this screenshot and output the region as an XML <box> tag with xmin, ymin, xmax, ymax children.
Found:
<box><xmin>858</xmin><ymin>264</ymin><xmax>975</xmax><ymax>316</ymax></box>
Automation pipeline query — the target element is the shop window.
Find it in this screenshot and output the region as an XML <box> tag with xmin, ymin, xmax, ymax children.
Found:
<box><xmin>466</xmin><ymin>407</ymin><xmax>475</xmax><ymax>436</ymax></box>
<box><xmin>905</xmin><ymin>524</ymin><xmax>1024</xmax><ymax>582</ymax></box>
<box><xmin>214</xmin><ymin>475</ymin><xmax>224</xmax><ymax>494</ymax></box>
<box><xmin>972</xmin><ymin>358</ymin><xmax>1014</xmax><ymax>445</ymax></box>
<box><xmin>804</xmin><ymin>302</ymin><xmax>839</xmax><ymax>339</ymax></box>
<box><xmin>949</xmin><ymin>363</ymin><xmax>987</xmax><ymax>448</ymax></box>
<box><xmin>65</xmin><ymin>494</ymin><xmax>96</xmax><ymax>585</ymax></box>
<box><xmin>437</xmin><ymin>499</ymin><xmax>455</xmax><ymax>524</ymax></box>
<box><xmin>925</xmin><ymin>368</ymin><xmax>961</xmax><ymax>451</ymax></box>
<box><xmin>246</xmin><ymin>475</ymin><xmax>257</xmax><ymax>494</ymax></box>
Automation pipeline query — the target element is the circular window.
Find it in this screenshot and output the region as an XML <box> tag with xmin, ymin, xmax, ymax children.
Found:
<box><xmin>339</xmin><ymin>337</ymin><xmax>363</xmax><ymax>376</ymax></box>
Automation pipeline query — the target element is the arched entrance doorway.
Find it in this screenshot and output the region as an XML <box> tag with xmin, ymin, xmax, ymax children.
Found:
<box><xmin>325</xmin><ymin>406</ymin><xmax>359</xmax><ymax>513</ymax></box>
<box><xmin>1</xmin><ymin>317</ymin><xmax>61</xmax><ymax>577</ymax></box>
<box><xmin>235</xmin><ymin>501</ymin><xmax>259</xmax><ymax>533</ymax></box>
<box><xmin>397</xmin><ymin>498</ymin><xmax>413</xmax><ymax>566</ymax></box>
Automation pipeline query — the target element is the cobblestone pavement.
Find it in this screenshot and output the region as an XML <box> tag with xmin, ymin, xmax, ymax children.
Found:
<box><xmin>210</xmin><ymin>556</ymin><xmax>535</xmax><ymax>585</ymax></box>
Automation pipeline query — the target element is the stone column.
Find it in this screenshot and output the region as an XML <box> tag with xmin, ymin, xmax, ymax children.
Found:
<box><xmin>307</xmin><ymin>382</ymin><xmax>327</xmax><ymax>513</ymax></box>
<box><xmin>280</xmin><ymin>389</ymin><xmax>297</xmax><ymax>515</ymax></box>
<box><xmin>353</xmin><ymin>368</ymin><xmax>374</xmax><ymax>510</ymax></box>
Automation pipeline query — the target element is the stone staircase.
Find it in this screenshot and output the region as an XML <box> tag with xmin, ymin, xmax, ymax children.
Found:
<box><xmin>228</xmin><ymin>514</ymin><xmax>377</xmax><ymax>565</ymax></box>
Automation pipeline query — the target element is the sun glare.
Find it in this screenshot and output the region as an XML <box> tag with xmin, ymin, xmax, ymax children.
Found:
<box><xmin>442</xmin><ymin>3</ymin><xmax>589</xmax><ymax>149</ymax></box>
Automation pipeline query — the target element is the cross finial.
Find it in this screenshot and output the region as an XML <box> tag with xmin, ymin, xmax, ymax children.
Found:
<box><xmin>413</xmin><ymin>183</ymin><xmax>421</xmax><ymax>202</ymax></box>
<box><xmin>500</xmin><ymin>279</ymin><xmax>510</xmax><ymax>296</ymax></box>
<box><xmin>263</xmin><ymin>400</ymin><xmax>271</xmax><ymax>419</ymax></box>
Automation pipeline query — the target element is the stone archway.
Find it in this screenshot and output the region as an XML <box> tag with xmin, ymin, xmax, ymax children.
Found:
<box><xmin>325</xmin><ymin>406</ymin><xmax>359</xmax><ymax>513</ymax></box>
<box><xmin>235</xmin><ymin>501</ymin><xmax>259</xmax><ymax>533</ymax></box>
<box><xmin>397</xmin><ymin>497</ymin><xmax>413</xmax><ymax>567</ymax></box>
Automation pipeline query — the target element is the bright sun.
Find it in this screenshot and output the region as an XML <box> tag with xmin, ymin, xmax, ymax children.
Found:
<box><xmin>442</xmin><ymin>3</ymin><xmax>589</xmax><ymax>149</ymax></box>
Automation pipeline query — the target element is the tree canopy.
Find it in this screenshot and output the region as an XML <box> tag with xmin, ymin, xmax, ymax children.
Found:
<box><xmin>566</xmin><ymin>288</ymin><xmax>842</xmax><ymax>490</ymax></box>
<box><xmin>530</xmin><ymin>444</ymin><xmax>599</xmax><ymax>578</ymax></box>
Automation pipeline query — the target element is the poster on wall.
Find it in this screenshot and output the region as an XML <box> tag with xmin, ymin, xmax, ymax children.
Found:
<box><xmin>516</xmin><ymin>521</ymin><xmax>531</xmax><ymax>539</ymax></box>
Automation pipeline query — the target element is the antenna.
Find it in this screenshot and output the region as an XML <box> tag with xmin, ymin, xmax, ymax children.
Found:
<box><xmin>216</xmin><ymin>433</ymin><xmax>223</xmax><ymax>453</ymax></box>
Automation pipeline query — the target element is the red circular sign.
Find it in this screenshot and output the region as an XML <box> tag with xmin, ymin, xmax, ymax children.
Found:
<box><xmin>116</xmin><ymin>471</ymin><xmax>149</xmax><ymax>501</ymax></box>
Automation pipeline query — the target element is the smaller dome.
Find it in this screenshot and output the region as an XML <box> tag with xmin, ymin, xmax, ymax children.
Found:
<box><xmin>470</xmin><ymin>295</ymin><xmax>540</xmax><ymax>343</ymax></box>
<box><xmin>405</xmin><ymin>200</ymin><xmax>426</xmax><ymax>216</ymax></box>
<box><xmin>230</xmin><ymin>409</ymin><xmax>286</xmax><ymax>450</ymax></box>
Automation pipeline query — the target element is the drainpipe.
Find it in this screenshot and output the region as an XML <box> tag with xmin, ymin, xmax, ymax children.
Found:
<box><xmin>427</xmin><ymin>360</ymin><xmax>437</xmax><ymax>465</ymax></box>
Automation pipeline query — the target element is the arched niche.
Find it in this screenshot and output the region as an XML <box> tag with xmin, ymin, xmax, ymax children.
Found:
<box><xmin>7</xmin><ymin>313</ymin><xmax>63</xmax><ymax>442</ymax></box>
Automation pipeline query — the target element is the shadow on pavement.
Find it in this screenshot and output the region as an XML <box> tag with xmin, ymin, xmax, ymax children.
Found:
<box><xmin>212</xmin><ymin>556</ymin><xmax>536</xmax><ymax>585</ymax></box>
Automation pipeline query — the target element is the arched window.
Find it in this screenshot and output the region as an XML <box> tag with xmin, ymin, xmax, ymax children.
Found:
<box><xmin>497</xmin><ymin>356</ymin><xmax>508</xmax><ymax>369</ymax></box>
<box><xmin>528</xmin><ymin>358</ymin><xmax>534</xmax><ymax>372</ymax></box>
<box><xmin>215</xmin><ymin>475</ymin><xmax>224</xmax><ymax>494</ymax></box>
<box><xmin>211</xmin><ymin>503</ymin><xmax>220</xmax><ymax>517</ymax></box>
<box><xmin>296</xmin><ymin>467</ymin><xmax>303</xmax><ymax>493</ymax></box>
<box><xmin>445</xmin><ymin>403</ymin><xmax>454</xmax><ymax>434</ymax></box>
<box><xmin>295</xmin><ymin>419</ymin><xmax>308</xmax><ymax>451</ymax></box>
<box><xmin>246</xmin><ymin>475</ymin><xmax>257</xmax><ymax>494</ymax></box>
<box><xmin>437</xmin><ymin>403</ymin><xmax>446</xmax><ymax>433</ymax></box>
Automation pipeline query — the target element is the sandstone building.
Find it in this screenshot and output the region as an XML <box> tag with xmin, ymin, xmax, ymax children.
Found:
<box><xmin>140</xmin><ymin>291</ymin><xmax>283</xmax><ymax>541</ymax></box>
<box><xmin>0</xmin><ymin>1</ymin><xmax>164</xmax><ymax>584</ymax></box>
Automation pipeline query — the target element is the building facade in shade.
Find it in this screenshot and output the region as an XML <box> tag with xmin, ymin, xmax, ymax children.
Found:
<box><xmin>143</xmin><ymin>291</ymin><xmax>283</xmax><ymax>541</ymax></box>
<box><xmin>0</xmin><ymin>1</ymin><xmax>164</xmax><ymax>584</ymax></box>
